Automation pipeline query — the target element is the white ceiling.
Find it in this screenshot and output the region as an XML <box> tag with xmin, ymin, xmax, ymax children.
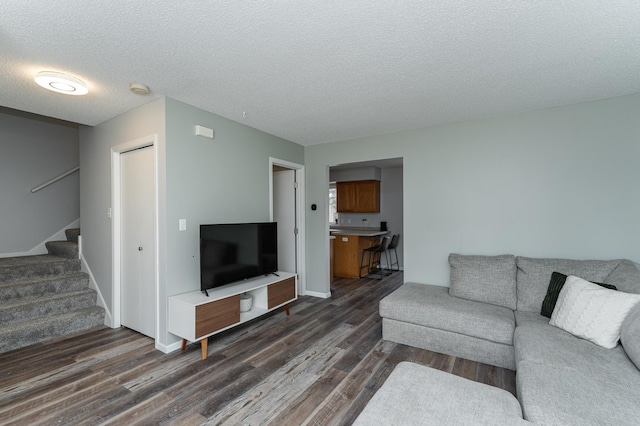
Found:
<box><xmin>2</xmin><ymin>1</ymin><xmax>640</xmax><ymax>146</ymax></box>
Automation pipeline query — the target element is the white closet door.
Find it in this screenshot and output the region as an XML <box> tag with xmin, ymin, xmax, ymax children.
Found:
<box><xmin>120</xmin><ymin>145</ymin><xmax>156</xmax><ymax>338</ymax></box>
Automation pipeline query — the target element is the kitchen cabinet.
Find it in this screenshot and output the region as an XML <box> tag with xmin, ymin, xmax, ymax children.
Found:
<box><xmin>336</xmin><ymin>180</ymin><xmax>380</xmax><ymax>213</ymax></box>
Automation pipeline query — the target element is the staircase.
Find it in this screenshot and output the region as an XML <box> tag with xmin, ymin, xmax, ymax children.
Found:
<box><xmin>0</xmin><ymin>229</ymin><xmax>105</xmax><ymax>354</ymax></box>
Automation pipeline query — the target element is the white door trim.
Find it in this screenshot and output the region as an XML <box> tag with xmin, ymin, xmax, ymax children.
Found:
<box><xmin>111</xmin><ymin>135</ymin><xmax>159</xmax><ymax>340</ymax></box>
<box><xmin>269</xmin><ymin>157</ymin><xmax>306</xmax><ymax>295</ymax></box>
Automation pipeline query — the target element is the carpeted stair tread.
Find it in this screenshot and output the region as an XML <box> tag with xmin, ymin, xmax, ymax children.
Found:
<box><xmin>0</xmin><ymin>289</ymin><xmax>97</xmax><ymax>325</ymax></box>
<box><xmin>0</xmin><ymin>255</ymin><xmax>80</xmax><ymax>283</ymax></box>
<box><xmin>0</xmin><ymin>307</ymin><xmax>105</xmax><ymax>354</ymax></box>
<box><xmin>65</xmin><ymin>228</ymin><xmax>80</xmax><ymax>243</ymax></box>
<box><xmin>45</xmin><ymin>240</ymin><xmax>79</xmax><ymax>259</ymax></box>
<box><xmin>0</xmin><ymin>272</ymin><xmax>89</xmax><ymax>301</ymax></box>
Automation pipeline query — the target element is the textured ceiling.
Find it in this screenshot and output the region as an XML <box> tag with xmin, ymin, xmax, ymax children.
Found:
<box><xmin>2</xmin><ymin>1</ymin><xmax>640</xmax><ymax>146</ymax></box>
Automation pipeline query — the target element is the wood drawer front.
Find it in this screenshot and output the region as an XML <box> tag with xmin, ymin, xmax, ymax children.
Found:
<box><xmin>267</xmin><ymin>277</ymin><xmax>296</xmax><ymax>309</ymax></box>
<box><xmin>195</xmin><ymin>295</ymin><xmax>240</xmax><ymax>338</ymax></box>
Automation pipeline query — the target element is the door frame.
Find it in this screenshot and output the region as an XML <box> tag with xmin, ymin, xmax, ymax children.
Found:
<box><xmin>269</xmin><ymin>157</ymin><xmax>306</xmax><ymax>295</ymax></box>
<box><xmin>111</xmin><ymin>134</ymin><xmax>159</xmax><ymax>339</ymax></box>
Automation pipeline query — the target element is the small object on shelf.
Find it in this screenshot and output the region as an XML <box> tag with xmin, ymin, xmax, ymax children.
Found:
<box><xmin>240</xmin><ymin>293</ymin><xmax>253</xmax><ymax>312</ymax></box>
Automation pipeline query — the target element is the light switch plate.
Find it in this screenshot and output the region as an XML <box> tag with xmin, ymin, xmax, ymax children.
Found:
<box><xmin>179</xmin><ymin>219</ymin><xmax>187</xmax><ymax>231</ymax></box>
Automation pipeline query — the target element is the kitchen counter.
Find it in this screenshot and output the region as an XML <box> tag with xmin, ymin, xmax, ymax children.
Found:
<box><xmin>330</xmin><ymin>229</ymin><xmax>388</xmax><ymax>237</ymax></box>
<box><xmin>331</xmin><ymin>231</ymin><xmax>387</xmax><ymax>278</ymax></box>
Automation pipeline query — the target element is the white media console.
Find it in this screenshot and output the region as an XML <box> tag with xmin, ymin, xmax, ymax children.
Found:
<box><xmin>168</xmin><ymin>271</ymin><xmax>297</xmax><ymax>359</ymax></box>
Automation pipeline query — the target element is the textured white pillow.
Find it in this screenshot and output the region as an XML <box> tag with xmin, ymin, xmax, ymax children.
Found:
<box><xmin>550</xmin><ymin>275</ymin><xmax>640</xmax><ymax>349</ymax></box>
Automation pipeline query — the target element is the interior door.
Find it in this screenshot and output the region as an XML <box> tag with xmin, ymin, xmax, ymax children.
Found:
<box><xmin>273</xmin><ymin>169</ymin><xmax>297</xmax><ymax>274</ymax></box>
<box><xmin>120</xmin><ymin>145</ymin><xmax>156</xmax><ymax>338</ymax></box>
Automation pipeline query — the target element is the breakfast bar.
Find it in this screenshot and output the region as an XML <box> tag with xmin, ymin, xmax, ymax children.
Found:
<box><xmin>330</xmin><ymin>229</ymin><xmax>388</xmax><ymax>278</ymax></box>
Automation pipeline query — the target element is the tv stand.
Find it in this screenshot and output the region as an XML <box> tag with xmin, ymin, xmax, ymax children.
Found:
<box><xmin>202</xmin><ymin>289</ymin><xmax>209</xmax><ymax>297</ymax></box>
<box><xmin>168</xmin><ymin>271</ymin><xmax>297</xmax><ymax>360</ymax></box>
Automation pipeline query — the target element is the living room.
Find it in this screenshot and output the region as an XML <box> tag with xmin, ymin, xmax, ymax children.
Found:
<box><xmin>1</xmin><ymin>2</ymin><xmax>640</xmax><ymax>424</ymax></box>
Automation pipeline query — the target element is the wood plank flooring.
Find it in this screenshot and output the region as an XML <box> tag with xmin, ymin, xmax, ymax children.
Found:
<box><xmin>0</xmin><ymin>272</ymin><xmax>516</xmax><ymax>425</ymax></box>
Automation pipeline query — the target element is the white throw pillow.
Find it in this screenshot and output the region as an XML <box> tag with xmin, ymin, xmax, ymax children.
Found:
<box><xmin>550</xmin><ymin>275</ymin><xmax>640</xmax><ymax>349</ymax></box>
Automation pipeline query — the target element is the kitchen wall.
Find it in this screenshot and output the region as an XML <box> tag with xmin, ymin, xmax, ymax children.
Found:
<box><xmin>331</xmin><ymin>165</ymin><xmax>404</xmax><ymax>269</ymax></box>
<box><xmin>0</xmin><ymin>108</ymin><xmax>79</xmax><ymax>255</ymax></box>
<box><xmin>304</xmin><ymin>93</ymin><xmax>640</xmax><ymax>295</ymax></box>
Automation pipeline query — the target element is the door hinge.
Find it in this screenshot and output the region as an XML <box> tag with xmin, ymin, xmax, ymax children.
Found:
<box><xmin>294</xmin><ymin>181</ymin><xmax>298</xmax><ymax>189</ymax></box>
<box><xmin>294</xmin><ymin>228</ymin><xmax>299</xmax><ymax>235</ymax></box>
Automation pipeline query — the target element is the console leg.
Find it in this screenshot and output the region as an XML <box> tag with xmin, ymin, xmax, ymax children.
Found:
<box><xmin>181</xmin><ymin>339</ymin><xmax>187</xmax><ymax>351</ymax></box>
<box><xmin>285</xmin><ymin>304</ymin><xmax>290</xmax><ymax>316</ymax></box>
<box><xmin>201</xmin><ymin>339</ymin><xmax>208</xmax><ymax>360</ymax></box>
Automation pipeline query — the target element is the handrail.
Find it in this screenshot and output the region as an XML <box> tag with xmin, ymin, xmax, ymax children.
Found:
<box><xmin>30</xmin><ymin>166</ymin><xmax>79</xmax><ymax>193</ymax></box>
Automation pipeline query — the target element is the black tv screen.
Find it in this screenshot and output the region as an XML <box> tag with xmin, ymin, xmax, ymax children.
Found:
<box><xmin>200</xmin><ymin>222</ymin><xmax>278</xmax><ymax>293</ymax></box>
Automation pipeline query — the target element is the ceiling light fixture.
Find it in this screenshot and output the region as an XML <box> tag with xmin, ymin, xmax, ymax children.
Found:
<box><xmin>35</xmin><ymin>71</ymin><xmax>88</xmax><ymax>95</ymax></box>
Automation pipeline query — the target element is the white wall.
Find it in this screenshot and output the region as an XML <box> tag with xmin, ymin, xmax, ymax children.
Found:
<box><xmin>304</xmin><ymin>94</ymin><xmax>640</xmax><ymax>295</ymax></box>
<box><xmin>0</xmin><ymin>108</ymin><xmax>79</xmax><ymax>254</ymax></box>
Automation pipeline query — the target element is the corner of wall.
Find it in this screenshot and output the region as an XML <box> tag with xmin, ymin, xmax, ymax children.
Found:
<box><xmin>80</xmin><ymin>243</ymin><xmax>114</xmax><ymax>328</ymax></box>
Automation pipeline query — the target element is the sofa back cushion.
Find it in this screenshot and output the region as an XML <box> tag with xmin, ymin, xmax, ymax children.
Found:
<box><xmin>621</xmin><ymin>302</ymin><xmax>640</xmax><ymax>370</ymax></box>
<box><xmin>516</xmin><ymin>257</ymin><xmax>619</xmax><ymax>312</ymax></box>
<box><xmin>449</xmin><ymin>254</ymin><xmax>517</xmax><ymax>310</ymax></box>
<box><xmin>605</xmin><ymin>260</ymin><xmax>640</xmax><ymax>294</ymax></box>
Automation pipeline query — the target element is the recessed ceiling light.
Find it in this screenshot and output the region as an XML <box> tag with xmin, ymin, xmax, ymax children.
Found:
<box><xmin>35</xmin><ymin>71</ymin><xmax>88</xmax><ymax>95</ymax></box>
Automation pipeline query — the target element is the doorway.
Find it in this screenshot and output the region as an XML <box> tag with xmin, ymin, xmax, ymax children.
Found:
<box><xmin>270</xmin><ymin>158</ymin><xmax>305</xmax><ymax>295</ymax></box>
<box><xmin>111</xmin><ymin>135</ymin><xmax>158</xmax><ymax>339</ymax></box>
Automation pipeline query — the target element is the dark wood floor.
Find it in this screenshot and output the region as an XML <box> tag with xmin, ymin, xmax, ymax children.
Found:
<box><xmin>0</xmin><ymin>272</ymin><xmax>515</xmax><ymax>425</ymax></box>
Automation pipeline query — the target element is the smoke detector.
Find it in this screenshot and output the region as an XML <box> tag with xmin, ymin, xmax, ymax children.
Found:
<box><xmin>129</xmin><ymin>83</ymin><xmax>150</xmax><ymax>95</ymax></box>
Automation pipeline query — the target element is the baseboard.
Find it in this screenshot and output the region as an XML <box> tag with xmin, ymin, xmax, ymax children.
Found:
<box><xmin>157</xmin><ymin>339</ymin><xmax>183</xmax><ymax>354</ymax></box>
<box><xmin>304</xmin><ymin>290</ymin><xmax>332</xmax><ymax>299</ymax></box>
<box><xmin>0</xmin><ymin>218</ymin><xmax>80</xmax><ymax>258</ymax></box>
<box><xmin>80</xmin><ymin>250</ymin><xmax>114</xmax><ymax>328</ymax></box>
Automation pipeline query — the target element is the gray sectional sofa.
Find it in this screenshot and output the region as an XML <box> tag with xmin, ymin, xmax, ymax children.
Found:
<box><xmin>358</xmin><ymin>255</ymin><xmax>640</xmax><ymax>425</ymax></box>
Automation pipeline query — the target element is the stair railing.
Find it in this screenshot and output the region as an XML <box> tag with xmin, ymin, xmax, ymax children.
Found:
<box><xmin>30</xmin><ymin>166</ymin><xmax>79</xmax><ymax>193</ymax></box>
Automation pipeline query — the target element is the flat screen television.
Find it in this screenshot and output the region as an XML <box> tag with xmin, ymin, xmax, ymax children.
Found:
<box><xmin>200</xmin><ymin>222</ymin><xmax>278</xmax><ymax>295</ymax></box>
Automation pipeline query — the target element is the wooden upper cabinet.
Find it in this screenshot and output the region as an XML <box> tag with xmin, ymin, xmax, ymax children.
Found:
<box><xmin>336</xmin><ymin>180</ymin><xmax>380</xmax><ymax>213</ymax></box>
<box><xmin>336</xmin><ymin>181</ymin><xmax>357</xmax><ymax>212</ymax></box>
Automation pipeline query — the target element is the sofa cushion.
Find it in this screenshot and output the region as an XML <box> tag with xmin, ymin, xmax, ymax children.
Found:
<box><xmin>353</xmin><ymin>362</ymin><xmax>527</xmax><ymax>426</ymax></box>
<box><xmin>605</xmin><ymin>259</ymin><xmax>640</xmax><ymax>294</ymax></box>
<box><xmin>380</xmin><ymin>283</ymin><xmax>515</xmax><ymax>345</ymax></box>
<box><xmin>517</xmin><ymin>360</ymin><xmax>640</xmax><ymax>426</ymax></box>
<box><xmin>514</xmin><ymin>310</ymin><xmax>549</xmax><ymax>327</ymax></box>
<box><xmin>621</xmin><ymin>302</ymin><xmax>640</xmax><ymax>370</ymax></box>
<box><xmin>448</xmin><ymin>254</ymin><xmax>517</xmax><ymax>310</ymax></box>
<box><xmin>549</xmin><ymin>276</ymin><xmax>640</xmax><ymax>349</ymax></box>
<box><xmin>540</xmin><ymin>271</ymin><xmax>616</xmax><ymax>318</ymax></box>
<box><xmin>516</xmin><ymin>257</ymin><xmax>619</xmax><ymax>312</ymax></box>
<box><xmin>514</xmin><ymin>321</ymin><xmax>640</xmax><ymax>389</ymax></box>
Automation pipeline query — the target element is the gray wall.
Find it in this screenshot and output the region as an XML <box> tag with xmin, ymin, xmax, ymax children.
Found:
<box><xmin>0</xmin><ymin>108</ymin><xmax>79</xmax><ymax>255</ymax></box>
<box><xmin>79</xmin><ymin>98</ymin><xmax>166</xmax><ymax>314</ymax></box>
<box><xmin>304</xmin><ymin>94</ymin><xmax>640</xmax><ymax>294</ymax></box>
<box><xmin>79</xmin><ymin>97</ymin><xmax>304</xmax><ymax>349</ymax></box>
<box><xmin>163</xmin><ymin>98</ymin><xmax>304</xmax><ymax>346</ymax></box>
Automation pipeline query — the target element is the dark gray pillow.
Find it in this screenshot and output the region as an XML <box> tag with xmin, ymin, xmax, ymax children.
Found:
<box><xmin>540</xmin><ymin>272</ymin><xmax>616</xmax><ymax>318</ymax></box>
<box><xmin>449</xmin><ymin>254</ymin><xmax>517</xmax><ymax>310</ymax></box>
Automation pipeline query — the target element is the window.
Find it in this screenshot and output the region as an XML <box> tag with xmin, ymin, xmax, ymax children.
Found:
<box><xmin>329</xmin><ymin>182</ymin><xmax>337</xmax><ymax>224</ymax></box>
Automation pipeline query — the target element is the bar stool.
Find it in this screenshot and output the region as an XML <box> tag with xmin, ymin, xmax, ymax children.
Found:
<box><xmin>360</xmin><ymin>236</ymin><xmax>391</xmax><ymax>279</ymax></box>
<box><xmin>385</xmin><ymin>234</ymin><xmax>400</xmax><ymax>272</ymax></box>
